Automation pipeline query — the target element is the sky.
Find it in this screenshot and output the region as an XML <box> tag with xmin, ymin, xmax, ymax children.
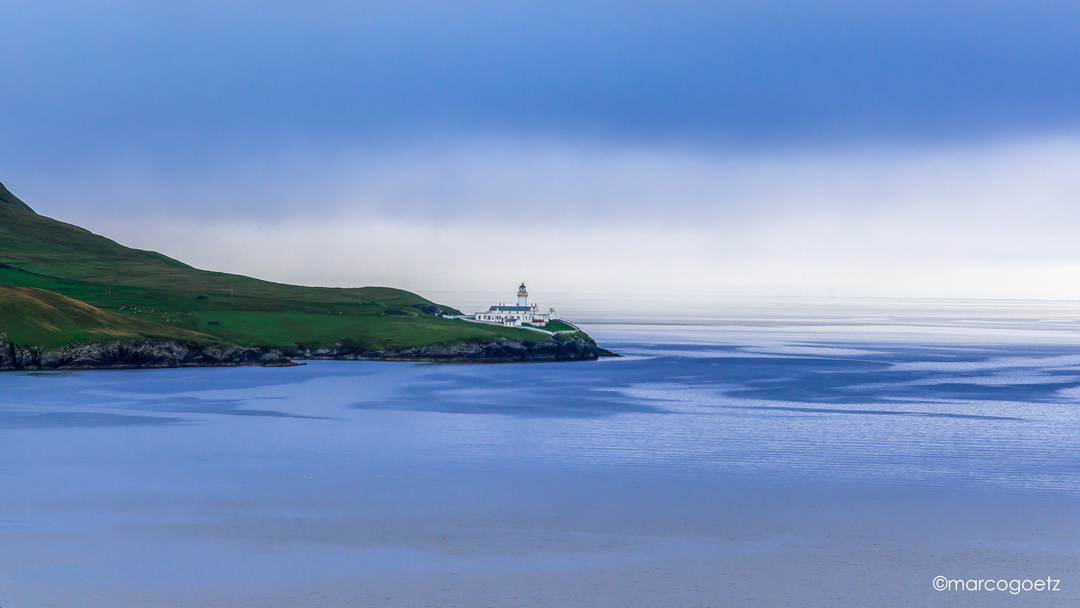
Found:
<box><xmin>4</xmin><ymin>1</ymin><xmax>1080</xmax><ymax>300</ymax></box>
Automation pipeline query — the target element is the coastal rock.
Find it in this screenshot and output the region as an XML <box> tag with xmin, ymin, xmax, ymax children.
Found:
<box><xmin>1</xmin><ymin>335</ymin><xmax>42</xmax><ymax>370</ymax></box>
<box><xmin>292</xmin><ymin>333</ymin><xmax>616</xmax><ymax>363</ymax></box>
<box><xmin>0</xmin><ymin>336</ymin><xmax>298</xmax><ymax>371</ymax></box>
<box><xmin>0</xmin><ymin>333</ymin><xmax>616</xmax><ymax>372</ymax></box>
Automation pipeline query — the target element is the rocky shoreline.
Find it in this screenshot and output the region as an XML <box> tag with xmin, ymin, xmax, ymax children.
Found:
<box><xmin>0</xmin><ymin>334</ymin><xmax>617</xmax><ymax>371</ymax></box>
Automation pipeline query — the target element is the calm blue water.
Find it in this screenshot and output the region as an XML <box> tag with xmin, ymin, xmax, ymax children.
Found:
<box><xmin>3</xmin><ymin>301</ymin><xmax>1080</xmax><ymax>607</ymax></box>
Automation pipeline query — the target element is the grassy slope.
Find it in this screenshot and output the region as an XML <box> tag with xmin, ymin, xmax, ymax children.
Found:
<box><xmin>0</xmin><ymin>284</ymin><xmax>217</xmax><ymax>348</ymax></box>
<box><xmin>529</xmin><ymin>320</ymin><xmax>577</xmax><ymax>332</ymax></box>
<box><xmin>0</xmin><ymin>182</ymin><xmax>544</xmax><ymax>349</ymax></box>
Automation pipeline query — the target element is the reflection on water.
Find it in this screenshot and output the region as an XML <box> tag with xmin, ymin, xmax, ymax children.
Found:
<box><xmin>3</xmin><ymin>298</ymin><xmax>1080</xmax><ymax>607</ymax></box>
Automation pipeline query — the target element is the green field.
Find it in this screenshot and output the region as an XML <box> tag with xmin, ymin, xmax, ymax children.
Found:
<box><xmin>0</xmin><ymin>284</ymin><xmax>218</xmax><ymax>348</ymax></box>
<box><xmin>0</xmin><ymin>182</ymin><xmax>549</xmax><ymax>349</ymax></box>
<box><xmin>525</xmin><ymin>320</ymin><xmax>577</xmax><ymax>332</ymax></box>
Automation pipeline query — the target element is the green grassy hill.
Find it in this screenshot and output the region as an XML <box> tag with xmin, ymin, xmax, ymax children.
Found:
<box><xmin>0</xmin><ymin>181</ymin><xmax>543</xmax><ymax>350</ymax></box>
<box><xmin>0</xmin><ymin>284</ymin><xmax>217</xmax><ymax>348</ymax></box>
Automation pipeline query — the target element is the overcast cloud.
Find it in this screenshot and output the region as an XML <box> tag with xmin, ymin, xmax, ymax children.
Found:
<box><xmin>4</xmin><ymin>1</ymin><xmax>1080</xmax><ymax>299</ymax></box>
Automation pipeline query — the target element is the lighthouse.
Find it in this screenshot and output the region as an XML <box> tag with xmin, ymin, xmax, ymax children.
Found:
<box><xmin>473</xmin><ymin>283</ymin><xmax>558</xmax><ymax>327</ymax></box>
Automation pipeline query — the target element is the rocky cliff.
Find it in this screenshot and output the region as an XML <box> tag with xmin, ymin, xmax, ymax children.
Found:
<box><xmin>0</xmin><ymin>336</ymin><xmax>294</xmax><ymax>371</ymax></box>
<box><xmin>296</xmin><ymin>334</ymin><xmax>616</xmax><ymax>363</ymax></box>
<box><xmin>0</xmin><ymin>334</ymin><xmax>616</xmax><ymax>371</ymax></box>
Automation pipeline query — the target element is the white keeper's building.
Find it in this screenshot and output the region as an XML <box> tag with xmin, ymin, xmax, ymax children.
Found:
<box><xmin>474</xmin><ymin>283</ymin><xmax>560</xmax><ymax>327</ymax></box>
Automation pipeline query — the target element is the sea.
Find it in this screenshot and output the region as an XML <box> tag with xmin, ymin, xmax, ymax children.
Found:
<box><xmin>2</xmin><ymin>295</ymin><xmax>1080</xmax><ymax>607</ymax></box>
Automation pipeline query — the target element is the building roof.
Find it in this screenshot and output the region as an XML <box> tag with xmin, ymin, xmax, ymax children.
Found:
<box><xmin>490</xmin><ymin>305</ymin><xmax>531</xmax><ymax>311</ymax></box>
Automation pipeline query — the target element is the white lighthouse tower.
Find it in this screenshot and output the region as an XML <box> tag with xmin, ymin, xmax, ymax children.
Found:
<box><xmin>472</xmin><ymin>282</ymin><xmax>559</xmax><ymax>327</ymax></box>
